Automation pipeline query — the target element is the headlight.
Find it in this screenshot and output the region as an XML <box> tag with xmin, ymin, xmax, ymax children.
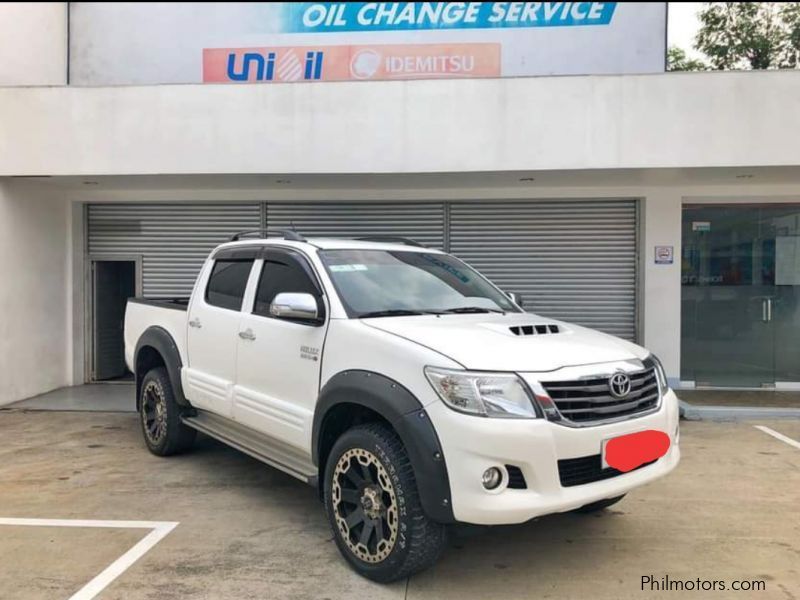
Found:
<box><xmin>424</xmin><ymin>367</ymin><xmax>539</xmax><ymax>418</ymax></box>
<box><xmin>650</xmin><ymin>354</ymin><xmax>669</xmax><ymax>395</ymax></box>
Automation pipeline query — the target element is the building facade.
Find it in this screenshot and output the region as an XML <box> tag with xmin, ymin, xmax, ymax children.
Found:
<box><xmin>2</xmin><ymin>2</ymin><xmax>800</xmax><ymax>405</ymax></box>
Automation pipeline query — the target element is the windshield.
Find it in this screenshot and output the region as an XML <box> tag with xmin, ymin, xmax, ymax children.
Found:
<box><xmin>319</xmin><ymin>249</ymin><xmax>520</xmax><ymax>317</ymax></box>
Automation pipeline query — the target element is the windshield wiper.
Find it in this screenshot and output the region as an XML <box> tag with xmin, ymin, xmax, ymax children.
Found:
<box><xmin>358</xmin><ymin>309</ymin><xmax>429</xmax><ymax>319</ymax></box>
<box><xmin>442</xmin><ymin>306</ymin><xmax>505</xmax><ymax>314</ymax></box>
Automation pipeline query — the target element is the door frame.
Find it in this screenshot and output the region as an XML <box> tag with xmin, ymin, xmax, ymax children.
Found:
<box><xmin>84</xmin><ymin>254</ymin><xmax>143</xmax><ymax>383</ymax></box>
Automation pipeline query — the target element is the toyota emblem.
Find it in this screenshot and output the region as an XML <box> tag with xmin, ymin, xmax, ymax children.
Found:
<box><xmin>608</xmin><ymin>373</ymin><xmax>631</xmax><ymax>399</ymax></box>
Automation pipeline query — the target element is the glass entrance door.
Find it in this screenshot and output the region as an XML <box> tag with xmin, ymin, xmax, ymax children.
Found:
<box><xmin>681</xmin><ymin>204</ymin><xmax>800</xmax><ymax>387</ymax></box>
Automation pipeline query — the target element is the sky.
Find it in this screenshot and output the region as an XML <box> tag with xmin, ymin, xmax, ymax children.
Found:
<box><xmin>668</xmin><ymin>2</ymin><xmax>703</xmax><ymax>58</ymax></box>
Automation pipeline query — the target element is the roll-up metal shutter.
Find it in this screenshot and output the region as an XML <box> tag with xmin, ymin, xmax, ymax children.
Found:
<box><xmin>266</xmin><ymin>202</ymin><xmax>446</xmax><ymax>250</ymax></box>
<box><xmin>449</xmin><ymin>200</ymin><xmax>639</xmax><ymax>340</ymax></box>
<box><xmin>87</xmin><ymin>203</ymin><xmax>261</xmax><ymax>297</ymax></box>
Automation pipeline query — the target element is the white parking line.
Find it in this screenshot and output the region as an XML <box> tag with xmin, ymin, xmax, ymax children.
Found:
<box><xmin>754</xmin><ymin>426</ymin><xmax>800</xmax><ymax>450</ymax></box>
<box><xmin>0</xmin><ymin>518</ymin><xmax>179</xmax><ymax>600</ymax></box>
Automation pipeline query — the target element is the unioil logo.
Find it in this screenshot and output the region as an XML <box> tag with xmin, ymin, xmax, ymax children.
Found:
<box><xmin>203</xmin><ymin>43</ymin><xmax>500</xmax><ymax>84</ymax></box>
<box><xmin>205</xmin><ymin>49</ymin><xmax>325</xmax><ymax>83</ymax></box>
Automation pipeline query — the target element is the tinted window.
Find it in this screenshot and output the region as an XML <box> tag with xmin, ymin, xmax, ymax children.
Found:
<box><xmin>254</xmin><ymin>255</ymin><xmax>319</xmax><ymax>317</ymax></box>
<box><xmin>320</xmin><ymin>250</ymin><xmax>518</xmax><ymax>316</ymax></box>
<box><xmin>205</xmin><ymin>259</ymin><xmax>254</xmax><ymax>311</ymax></box>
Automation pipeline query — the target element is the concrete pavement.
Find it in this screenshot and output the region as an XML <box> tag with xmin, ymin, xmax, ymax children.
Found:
<box><xmin>0</xmin><ymin>411</ymin><xmax>798</xmax><ymax>599</ymax></box>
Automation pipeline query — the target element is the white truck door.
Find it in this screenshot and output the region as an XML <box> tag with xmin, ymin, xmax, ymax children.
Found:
<box><xmin>233</xmin><ymin>248</ymin><xmax>328</xmax><ymax>451</ymax></box>
<box><xmin>185</xmin><ymin>252</ymin><xmax>257</xmax><ymax>418</ymax></box>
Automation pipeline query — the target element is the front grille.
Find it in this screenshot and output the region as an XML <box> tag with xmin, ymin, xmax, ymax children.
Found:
<box><xmin>543</xmin><ymin>366</ymin><xmax>659</xmax><ymax>424</ymax></box>
<box><xmin>558</xmin><ymin>454</ymin><xmax>657</xmax><ymax>487</ymax></box>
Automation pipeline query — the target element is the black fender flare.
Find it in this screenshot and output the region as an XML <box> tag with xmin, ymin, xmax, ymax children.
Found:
<box><xmin>134</xmin><ymin>326</ymin><xmax>190</xmax><ymax>409</ymax></box>
<box><xmin>312</xmin><ymin>370</ymin><xmax>455</xmax><ymax>523</ymax></box>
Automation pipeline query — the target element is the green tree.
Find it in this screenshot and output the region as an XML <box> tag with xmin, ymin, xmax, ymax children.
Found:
<box><xmin>667</xmin><ymin>46</ymin><xmax>708</xmax><ymax>71</ymax></box>
<box><xmin>693</xmin><ymin>2</ymin><xmax>800</xmax><ymax>70</ymax></box>
<box><xmin>782</xmin><ymin>2</ymin><xmax>800</xmax><ymax>66</ymax></box>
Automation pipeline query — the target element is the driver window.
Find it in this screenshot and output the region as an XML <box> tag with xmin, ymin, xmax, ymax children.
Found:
<box><xmin>254</xmin><ymin>254</ymin><xmax>319</xmax><ymax>317</ymax></box>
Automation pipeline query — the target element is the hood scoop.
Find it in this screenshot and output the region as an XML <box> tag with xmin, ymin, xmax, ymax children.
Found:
<box><xmin>509</xmin><ymin>324</ymin><xmax>560</xmax><ymax>336</ymax></box>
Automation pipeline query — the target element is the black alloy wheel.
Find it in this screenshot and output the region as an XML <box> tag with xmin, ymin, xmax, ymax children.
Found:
<box><xmin>138</xmin><ymin>367</ymin><xmax>196</xmax><ymax>456</ymax></box>
<box><xmin>324</xmin><ymin>423</ymin><xmax>448</xmax><ymax>582</ymax></box>
<box><xmin>141</xmin><ymin>379</ymin><xmax>168</xmax><ymax>447</ymax></box>
<box><xmin>331</xmin><ymin>447</ymin><xmax>399</xmax><ymax>563</ymax></box>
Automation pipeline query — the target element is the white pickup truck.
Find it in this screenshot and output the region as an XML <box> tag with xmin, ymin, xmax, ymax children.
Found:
<box><xmin>125</xmin><ymin>231</ymin><xmax>680</xmax><ymax>582</ymax></box>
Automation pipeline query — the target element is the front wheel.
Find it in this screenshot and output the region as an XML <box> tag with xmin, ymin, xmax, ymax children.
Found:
<box><xmin>139</xmin><ymin>367</ymin><xmax>196</xmax><ymax>456</ymax></box>
<box><xmin>323</xmin><ymin>423</ymin><xmax>447</xmax><ymax>583</ymax></box>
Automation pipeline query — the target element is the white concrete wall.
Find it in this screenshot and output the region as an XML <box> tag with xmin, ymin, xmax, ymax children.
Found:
<box><xmin>55</xmin><ymin>178</ymin><xmax>800</xmax><ymax>388</ymax></box>
<box><xmin>642</xmin><ymin>189</ymin><xmax>682</xmax><ymax>383</ymax></box>
<box><xmin>0</xmin><ymin>182</ymin><xmax>70</xmax><ymax>405</ymax></box>
<box><xmin>1</xmin><ymin>177</ymin><xmax>797</xmax><ymax>406</ymax></box>
<box><xmin>1</xmin><ymin>66</ymin><xmax>798</xmax><ymax>397</ymax></box>
<box><xmin>0</xmin><ymin>3</ymin><xmax>67</xmax><ymax>86</ymax></box>
<box><xmin>1</xmin><ymin>70</ymin><xmax>800</xmax><ymax>176</ymax></box>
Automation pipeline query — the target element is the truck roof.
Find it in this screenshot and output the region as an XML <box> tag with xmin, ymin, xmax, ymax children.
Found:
<box><xmin>215</xmin><ymin>237</ymin><xmax>445</xmax><ymax>254</ymax></box>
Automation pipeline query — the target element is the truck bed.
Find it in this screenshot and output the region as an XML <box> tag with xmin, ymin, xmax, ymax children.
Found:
<box><xmin>128</xmin><ymin>297</ymin><xmax>190</xmax><ymax>311</ymax></box>
<box><xmin>124</xmin><ymin>297</ymin><xmax>190</xmax><ymax>372</ymax></box>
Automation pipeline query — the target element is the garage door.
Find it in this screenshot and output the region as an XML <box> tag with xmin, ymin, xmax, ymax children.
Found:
<box><xmin>87</xmin><ymin>199</ymin><xmax>638</xmax><ymax>339</ymax></box>
<box><xmin>449</xmin><ymin>200</ymin><xmax>639</xmax><ymax>340</ymax></box>
<box><xmin>87</xmin><ymin>203</ymin><xmax>261</xmax><ymax>297</ymax></box>
<box><xmin>266</xmin><ymin>202</ymin><xmax>446</xmax><ymax>250</ymax></box>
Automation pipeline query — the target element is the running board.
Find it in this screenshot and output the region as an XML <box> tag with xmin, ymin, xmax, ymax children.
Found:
<box><xmin>182</xmin><ymin>411</ymin><xmax>317</xmax><ymax>486</ymax></box>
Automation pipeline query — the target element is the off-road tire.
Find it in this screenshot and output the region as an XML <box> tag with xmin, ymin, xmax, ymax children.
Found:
<box><xmin>323</xmin><ymin>422</ymin><xmax>447</xmax><ymax>582</ymax></box>
<box><xmin>139</xmin><ymin>367</ymin><xmax>196</xmax><ymax>456</ymax></box>
<box><xmin>572</xmin><ymin>494</ymin><xmax>626</xmax><ymax>514</ymax></box>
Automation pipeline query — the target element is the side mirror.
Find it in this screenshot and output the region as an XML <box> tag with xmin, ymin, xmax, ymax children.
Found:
<box><xmin>506</xmin><ymin>291</ymin><xmax>524</xmax><ymax>308</ymax></box>
<box><xmin>270</xmin><ymin>292</ymin><xmax>321</xmax><ymax>323</ymax></box>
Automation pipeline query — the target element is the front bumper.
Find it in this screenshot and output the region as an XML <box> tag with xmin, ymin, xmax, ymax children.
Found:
<box><xmin>426</xmin><ymin>389</ymin><xmax>681</xmax><ymax>525</ymax></box>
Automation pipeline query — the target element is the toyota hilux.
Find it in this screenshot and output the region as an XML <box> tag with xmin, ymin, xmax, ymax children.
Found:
<box><xmin>124</xmin><ymin>230</ymin><xmax>680</xmax><ymax>582</ymax></box>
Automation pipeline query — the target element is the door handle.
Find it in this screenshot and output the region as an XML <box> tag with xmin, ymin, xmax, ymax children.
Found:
<box><xmin>762</xmin><ymin>299</ymin><xmax>768</xmax><ymax>322</ymax></box>
<box><xmin>767</xmin><ymin>298</ymin><xmax>773</xmax><ymax>322</ymax></box>
<box><xmin>238</xmin><ymin>328</ymin><xmax>256</xmax><ymax>341</ymax></box>
<box><xmin>189</xmin><ymin>318</ymin><xmax>202</xmax><ymax>329</ymax></box>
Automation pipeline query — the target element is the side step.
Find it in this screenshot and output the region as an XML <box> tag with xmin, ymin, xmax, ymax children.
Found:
<box><xmin>182</xmin><ymin>411</ymin><xmax>317</xmax><ymax>486</ymax></box>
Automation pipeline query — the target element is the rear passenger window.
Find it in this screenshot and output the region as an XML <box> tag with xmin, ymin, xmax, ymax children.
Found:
<box><xmin>205</xmin><ymin>259</ymin><xmax>253</xmax><ymax>311</ymax></box>
<box><xmin>254</xmin><ymin>257</ymin><xmax>319</xmax><ymax>317</ymax></box>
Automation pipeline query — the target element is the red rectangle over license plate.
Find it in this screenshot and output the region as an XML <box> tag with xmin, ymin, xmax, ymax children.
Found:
<box><xmin>602</xmin><ymin>430</ymin><xmax>670</xmax><ymax>472</ymax></box>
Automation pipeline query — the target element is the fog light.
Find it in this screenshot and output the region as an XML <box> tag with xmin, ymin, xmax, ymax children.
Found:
<box><xmin>482</xmin><ymin>467</ymin><xmax>503</xmax><ymax>490</ymax></box>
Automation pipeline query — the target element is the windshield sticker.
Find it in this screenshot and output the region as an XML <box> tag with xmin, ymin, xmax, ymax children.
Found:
<box><xmin>420</xmin><ymin>254</ymin><xmax>469</xmax><ymax>282</ymax></box>
<box><xmin>329</xmin><ymin>264</ymin><xmax>368</xmax><ymax>272</ymax></box>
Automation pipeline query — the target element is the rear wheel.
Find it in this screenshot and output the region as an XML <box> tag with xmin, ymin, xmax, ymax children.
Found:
<box><xmin>324</xmin><ymin>423</ymin><xmax>447</xmax><ymax>583</ymax></box>
<box><xmin>572</xmin><ymin>494</ymin><xmax>626</xmax><ymax>514</ymax></box>
<box><xmin>139</xmin><ymin>367</ymin><xmax>196</xmax><ymax>456</ymax></box>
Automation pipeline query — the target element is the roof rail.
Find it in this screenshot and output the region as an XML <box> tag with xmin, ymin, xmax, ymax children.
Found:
<box><xmin>355</xmin><ymin>235</ymin><xmax>425</xmax><ymax>248</ymax></box>
<box><xmin>229</xmin><ymin>229</ymin><xmax>306</xmax><ymax>242</ymax></box>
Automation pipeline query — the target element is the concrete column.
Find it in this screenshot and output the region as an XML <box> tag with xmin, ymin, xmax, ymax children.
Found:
<box><xmin>641</xmin><ymin>188</ymin><xmax>683</xmax><ymax>385</ymax></box>
<box><xmin>0</xmin><ymin>183</ymin><xmax>70</xmax><ymax>405</ymax></box>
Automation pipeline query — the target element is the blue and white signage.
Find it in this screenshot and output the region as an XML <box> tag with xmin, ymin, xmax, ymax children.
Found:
<box><xmin>69</xmin><ymin>2</ymin><xmax>667</xmax><ymax>86</ymax></box>
<box><xmin>283</xmin><ymin>2</ymin><xmax>617</xmax><ymax>32</ymax></box>
<box><xmin>655</xmin><ymin>246</ymin><xmax>674</xmax><ymax>265</ymax></box>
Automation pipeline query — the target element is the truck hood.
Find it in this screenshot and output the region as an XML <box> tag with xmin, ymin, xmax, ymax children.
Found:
<box><xmin>362</xmin><ymin>313</ymin><xmax>648</xmax><ymax>372</ymax></box>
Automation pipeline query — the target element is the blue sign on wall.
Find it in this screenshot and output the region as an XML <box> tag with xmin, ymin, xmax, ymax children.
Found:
<box><xmin>281</xmin><ymin>2</ymin><xmax>617</xmax><ymax>33</ymax></box>
<box><xmin>70</xmin><ymin>1</ymin><xmax>667</xmax><ymax>85</ymax></box>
